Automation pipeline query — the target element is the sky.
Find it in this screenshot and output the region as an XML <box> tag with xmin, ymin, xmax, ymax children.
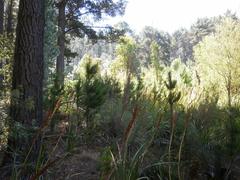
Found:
<box><xmin>106</xmin><ymin>0</ymin><xmax>240</xmax><ymax>33</ymax></box>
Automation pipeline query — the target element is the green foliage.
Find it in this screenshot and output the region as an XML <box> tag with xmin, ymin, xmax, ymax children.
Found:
<box><xmin>0</xmin><ymin>34</ymin><xmax>14</xmax><ymax>94</ymax></box>
<box><xmin>43</xmin><ymin>74</ymin><xmax>65</xmax><ymax>132</ymax></box>
<box><xmin>111</xmin><ymin>36</ymin><xmax>139</xmax><ymax>77</ymax></box>
<box><xmin>165</xmin><ymin>71</ymin><xmax>181</xmax><ymax>105</ymax></box>
<box><xmin>195</xmin><ymin>18</ymin><xmax>240</xmax><ymax>106</ymax></box>
<box><xmin>171</xmin><ymin>16</ymin><xmax>217</xmax><ymax>62</ymax></box>
<box><xmin>65</xmin><ymin>122</ymin><xmax>78</xmax><ymax>152</ymax></box>
<box><xmin>109</xmin><ymin>149</ymin><xmax>142</xmax><ymax>180</ymax></box>
<box><xmin>0</xmin><ymin>35</ymin><xmax>14</xmax><ymax>59</ymax></box>
<box><xmin>65</xmin><ymin>0</ymin><xmax>127</xmax><ymax>41</ymax></box>
<box><xmin>109</xmin><ymin>129</ymin><xmax>157</xmax><ymax>180</ymax></box>
<box><xmin>137</xmin><ymin>26</ymin><xmax>171</xmax><ymax>66</ymax></box>
<box><xmin>3</xmin><ymin>4</ymin><xmax>240</xmax><ymax>179</ymax></box>
<box><xmin>99</xmin><ymin>146</ymin><xmax>113</xmax><ymax>179</ymax></box>
<box><xmin>75</xmin><ymin>55</ymin><xmax>107</xmax><ymax>139</ymax></box>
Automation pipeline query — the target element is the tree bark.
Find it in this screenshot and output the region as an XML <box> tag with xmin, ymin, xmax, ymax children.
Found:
<box><xmin>0</xmin><ymin>0</ymin><xmax>3</xmax><ymax>33</ymax></box>
<box><xmin>0</xmin><ymin>0</ymin><xmax>4</xmax><ymax>90</ymax></box>
<box><xmin>6</xmin><ymin>0</ymin><xmax>14</xmax><ymax>34</ymax></box>
<box><xmin>56</xmin><ymin>0</ymin><xmax>66</xmax><ymax>88</ymax></box>
<box><xmin>1</xmin><ymin>0</ymin><xmax>45</xmax><ymax>177</ymax></box>
<box><xmin>12</xmin><ymin>0</ymin><xmax>44</xmax><ymax>125</ymax></box>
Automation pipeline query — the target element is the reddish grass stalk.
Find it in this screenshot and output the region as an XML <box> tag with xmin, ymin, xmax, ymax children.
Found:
<box><xmin>105</xmin><ymin>106</ymin><xmax>139</xmax><ymax>180</ymax></box>
<box><xmin>22</xmin><ymin>97</ymin><xmax>62</xmax><ymax>175</ymax></box>
<box><xmin>17</xmin><ymin>90</ymin><xmax>75</xmax><ymax>178</ymax></box>
<box><xmin>120</xmin><ymin>105</ymin><xmax>139</xmax><ymax>153</ymax></box>
<box><xmin>29</xmin><ymin>91</ymin><xmax>76</xmax><ymax>179</ymax></box>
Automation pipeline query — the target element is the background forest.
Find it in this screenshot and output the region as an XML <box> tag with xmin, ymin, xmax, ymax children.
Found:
<box><xmin>1</xmin><ymin>0</ymin><xmax>240</xmax><ymax>179</ymax></box>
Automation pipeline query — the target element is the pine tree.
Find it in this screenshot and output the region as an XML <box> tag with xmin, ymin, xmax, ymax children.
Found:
<box><xmin>44</xmin><ymin>0</ymin><xmax>59</xmax><ymax>85</ymax></box>
<box><xmin>1</xmin><ymin>0</ymin><xmax>45</xmax><ymax>178</ymax></box>
<box><xmin>75</xmin><ymin>56</ymin><xmax>107</xmax><ymax>133</ymax></box>
<box><xmin>165</xmin><ymin>71</ymin><xmax>181</xmax><ymax>180</ymax></box>
<box><xmin>55</xmin><ymin>0</ymin><xmax>127</xmax><ymax>87</ymax></box>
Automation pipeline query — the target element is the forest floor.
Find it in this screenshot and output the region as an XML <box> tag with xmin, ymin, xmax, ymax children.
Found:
<box><xmin>47</xmin><ymin>120</ymin><xmax>103</xmax><ymax>180</ymax></box>
<box><xmin>49</xmin><ymin>145</ymin><xmax>100</xmax><ymax>180</ymax></box>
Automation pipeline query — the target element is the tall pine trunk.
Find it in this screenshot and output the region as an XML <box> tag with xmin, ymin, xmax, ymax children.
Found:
<box><xmin>6</xmin><ymin>0</ymin><xmax>14</xmax><ymax>34</ymax></box>
<box><xmin>0</xmin><ymin>0</ymin><xmax>4</xmax><ymax>89</ymax></box>
<box><xmin>56</xmin><ymin>0</ymin><xmax>66</xmax><ymax>88</ymax></box>
<box><xmin>12</xmin><ymin>0</ymin><xmax>44</xmax><ymax>127</ymax></box>
<box><xmin>1</xmin><ymin>0</ymin><xmax>45</xmax><ymax>177</ymax></box>
<box><xmin>0</xmin><ymin>0</ymin><xmax>3</xmax><ymax>33</ymax></box>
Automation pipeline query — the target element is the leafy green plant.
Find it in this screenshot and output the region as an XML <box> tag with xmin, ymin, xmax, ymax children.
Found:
<box><xmin>75</xmin><ymin>56</ymin><xmax>107</xmax><ymax>141</ymax></box>
<box><xmin>99</xmin><ymin>146</ymin><xmax>113</xmax><ymax>179</ymax></box>
<box><xmin>44</xmin><ymin>75</ymin><xmax>64</xmax><ymax>132</ymax></box>
<box><xmin>165</xmin><ymin>71</ymin><xmax>181</xmax><ymax>180</ymax></box>
<box><xmin>65</xmin><ymin>121</ymin><xmax>78</xmax><ymax>152</ymax></box>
